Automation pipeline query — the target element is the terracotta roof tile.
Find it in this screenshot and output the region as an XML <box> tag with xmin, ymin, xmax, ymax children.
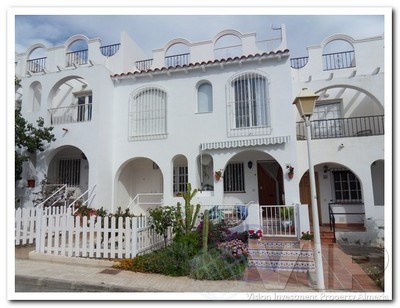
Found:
<box><xmin>112</xmin><ymin>49</ymin><xmax>289</xmax><ymax>78</ymax></box>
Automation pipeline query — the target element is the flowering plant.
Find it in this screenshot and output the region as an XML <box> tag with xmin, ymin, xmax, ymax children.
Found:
<box><xmin>248</xmin><ymin>229</ymin><xmax>263</xmax><ymax>239</ymax></box>
<box><xmin>301</xmin><ymin>231</ymin><xmax>313</xmax><ymax>240</ymax></box>
<box><xmin>287</xmin><ymin>165</ymin><xmax>294</xmax><ymax>174</ymax></box>
<box><xmin>218</xmin><ymin>239</ymin><xmax>248</xmax><ymax>259</ymax></box>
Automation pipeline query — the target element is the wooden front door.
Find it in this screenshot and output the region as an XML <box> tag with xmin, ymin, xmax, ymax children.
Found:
<box><xmin>299</xmin><ymin>172</ymin><xmax>321</xmax><ymax>226</ymax></box>
<box><xmin>258</xmin><ymin>163</ymin><xmax>278</xmax><ymax>205</ymax></box>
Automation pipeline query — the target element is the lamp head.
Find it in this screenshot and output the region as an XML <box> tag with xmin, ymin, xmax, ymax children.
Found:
<box><xmin>293</xmin><ymin>88</ymin><xmax>319</xmax><ymax>119</ymax></box>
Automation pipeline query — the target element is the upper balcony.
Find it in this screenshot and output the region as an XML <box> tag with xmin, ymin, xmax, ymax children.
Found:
<box><xmin>132</xmin><ymin>26</ymin><xmax>288</xmax><ymax>73</ymax></box>
<box><xmin>290</xmin><ymin>50</ymin><xmax>355</xmax><ymax>71</ymax></box>
<box><xmin>296</xmin><ymin>115</ymin><xmax>384</xmax><ymax>140</ymax></box>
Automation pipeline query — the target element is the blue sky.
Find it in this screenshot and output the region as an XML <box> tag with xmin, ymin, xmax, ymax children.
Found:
<box><xmin>14</xmin><ymin>13</ymin><xmax>385</xmax><ymax>59</ymax></box>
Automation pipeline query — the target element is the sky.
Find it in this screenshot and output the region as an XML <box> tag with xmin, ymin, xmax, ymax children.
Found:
<box><xmin>14</xmin><ymin>13</ymin><xmax>385</xmax><ymax>59</ymax></box>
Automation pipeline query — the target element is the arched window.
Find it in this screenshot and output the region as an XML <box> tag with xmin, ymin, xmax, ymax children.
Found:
<box><xmin>197</xmin><ymin>82</ymin><xmax>213</xmax><ymax>113</ymax></box>
<box><xmin>129</xmin><ymin>87</ymin><xmax>167</xmax><ymax>141</ymax></box>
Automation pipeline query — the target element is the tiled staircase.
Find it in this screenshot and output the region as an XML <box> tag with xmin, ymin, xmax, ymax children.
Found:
<box><xmin>247</xmin><ymin>237</ymin><xmax>315</xmax><ymax>272</ymax></box>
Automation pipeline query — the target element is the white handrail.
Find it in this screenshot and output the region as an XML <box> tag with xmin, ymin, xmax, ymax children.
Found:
<box><xmin>127</xmin><ymin>193</ymin><xmax>163</xmax><ymax>212</ymax></box>
<box><xmin>68</xmin><ymin>184</ymin><xmax>96</xmax><ymax>212</ymax></box>
<box><xmin>36</xmin><ymin>184</ymin><xmax>67</xmax><ymax>208</ymax></box>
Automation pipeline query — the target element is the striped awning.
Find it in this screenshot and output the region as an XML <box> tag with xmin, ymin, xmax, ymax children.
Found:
<box><xmin>200</xmin><ymin>136</ymin><xmax>290</xmax><ymax>150</ymax></box>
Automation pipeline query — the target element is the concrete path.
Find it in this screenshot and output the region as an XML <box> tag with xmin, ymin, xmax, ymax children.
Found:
<box><xmin>12</xmin><ymin>242</ymin><xmax>384</xmax><ymax>300</ymax></box>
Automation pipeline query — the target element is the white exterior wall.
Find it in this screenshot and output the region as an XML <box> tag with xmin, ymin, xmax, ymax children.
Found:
<box><xmin>292</xmin><ymin>34</ymin><xmax>385</xmax><ymax>245</ymax></box>
<box><xmin>15</xmin><ymin>29</ymin><xmax>386</xmax><ymax>246</ymax></box>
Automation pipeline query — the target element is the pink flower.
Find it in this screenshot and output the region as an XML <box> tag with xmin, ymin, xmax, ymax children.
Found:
<box><xmin>248</xmin><ymin>229</ymin><xmax>255</xmax><ymax>234</ymax></box>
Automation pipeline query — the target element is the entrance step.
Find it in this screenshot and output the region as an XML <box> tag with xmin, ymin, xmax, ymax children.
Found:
<box><xmin>247</xmin><ymin>238</ymin><xmax>315</xmax><ymax>272</ymax></box>
<box><xmin>320</xmin><ymin>230</ymin><xmax>336</xmax><ymax>244</ymax></box>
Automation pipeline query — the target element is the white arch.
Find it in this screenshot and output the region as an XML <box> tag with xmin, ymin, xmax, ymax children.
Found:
<box><xmin>320</xmin><ymin>34</ymin><xmax>356</xmax><ymax>50</ymax></box>
<box><xmin>25</xmin><ymin>43</ymin><xmax>48</xmax><ymax>59</ymax></box>
<box><xmin>213</xmin><ymin>29</ymin><xmax>244</xmax><ymax>43</ymax></box>
<box><xmin>64</xmin><ymin>34</ymin><xmax>90</xmax><ymax>50</ymax></box>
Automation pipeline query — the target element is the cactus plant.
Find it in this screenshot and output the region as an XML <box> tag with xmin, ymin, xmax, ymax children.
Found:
<box><xmin>202</xmin><ymin>209</ymin><xmax>209</xmax><ymax>253</ymax></box>
<box><xmin>175</xmin><ymin>183</ymin><xmax>201</xmax><ymax>236</ymax></box>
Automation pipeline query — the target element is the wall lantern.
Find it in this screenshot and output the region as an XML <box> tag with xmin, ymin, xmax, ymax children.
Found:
<box><xmin>323</xmin><ymin>165</ymin><xmax>329</xmax><ymax>173</ymax></box>
<box><xmin>247</xmin><ymin>161</ymin><xmax>253</xmax><ymax>169</ymax></box>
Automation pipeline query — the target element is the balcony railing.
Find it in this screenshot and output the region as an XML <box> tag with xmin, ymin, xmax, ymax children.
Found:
<box><xmin>135</xmin><ymin>59</ymin><xmax>153</xmax><ymax>71</ymax></box>
<box><xmin>322</xmin><ymin>50</ymin><xmax>355</xmax><ymax>71</ymax></box>
<box><xmin>290</xmin><ymin>56</ymin><xmax>309</xmax><ymax>69</ymax></box>
<box><xmin>100</xmin><ymin>43</ymin><xmax>121</xmax><ymax>57</ymax></box>
<box><xmin>290</xmin><ymin>51</ymin><xmax>355</xmax><ymax>70</ymax></box>
<box><xmin>296</xmin><ymin>115</ymin><xmax>384</xmax><ymax>140</ymax></box>
<box><xmin>66</xmin><ymin>49</ymin><xmax>88</xmax><ymax>67</ymax></box>
<box><xmin>164</xmin><ymin>53</ymin><xmax>190</xmax><ymax>67</ymax></box>
<box><xmin>48</xmin><ymin>104</ymin><xmax>92</xmax><ymax>125</ymax></box>
<box><xmin>27</xmin><ymin>57</ymin><xmax>47</xmax><ymax>73</ymax></box>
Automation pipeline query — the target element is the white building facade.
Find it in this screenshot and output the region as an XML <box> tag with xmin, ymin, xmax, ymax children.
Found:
<box><xmin>15</xmin><ymin>25</ymin><xmax>385</xmax><ymax>245</ymax></box>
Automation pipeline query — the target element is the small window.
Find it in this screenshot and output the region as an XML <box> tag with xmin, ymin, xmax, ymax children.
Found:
<box><xmin>75</xmin><ymin>93</ymin><xmax>92</xmax><ymax>122</ymax></box>
<box><xmin>224</xmin><ymin>162</ymin><xmax>245</xmax><ymax>192</ymax></box>
<box><xmin>197</xmin><ymin>83</ymin><xmax>213</xmax><ymax>113</ymax></box>
<box><xmin>173</xmin><ymin>155</ymin><xmax>188</xmax><ymax>194</ymax></box>
<box><xmin>332</xmin><ymin>170</ymin><xmax>362</xmax><ymax>203</ymax></box>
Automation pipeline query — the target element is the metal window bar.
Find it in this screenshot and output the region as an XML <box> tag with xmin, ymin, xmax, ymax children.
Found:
<box><xmin>99</xmin><ymin>43</ymin><xmax>121</xmax><ymax>57</ymax></box>
<box><xmin>173</xmin><ymin>165</ymin><xmax>188</xmax><ymax>193</ymax></box>
<box><xmin>58</xmin><ymin>158</ymin><xmax>81</xmax><ymax>187</ymax></box>
<box><xmin>322</xmin><ymin>50</ymin><xmax>355</xmax><ymax>71</ymax></box>
<box><xmin>27</xmin><ymin>57</ymin><xmax>47</xmax><ymax>73</ymax></box>
<box><xmin>164</xmin><ymin>53</ymin><xmax>190</xmax><ymax>67</ymax></box>
<box><xmin>223</xmin><ymin>162</ymin><xmax>245</xmax><ymax>192</ymax></box>
<box><xmin>66</xmin><ymin>49</ymin><xmax>88</xmax><ymax>67</ymax></box>
<box><xmin>228</xmin><ymin>73</ymin><xmax>269</xmax><ymax>137</ymax></box>
<box><xmin>296</xmin><ymin>115</ymin><xmax>384</xmax><ymax>140</ymax></box>
<box><xmin>129</xmin><ymin>88</ymin><xmax>167</xmax><ymax>140</ymax></box>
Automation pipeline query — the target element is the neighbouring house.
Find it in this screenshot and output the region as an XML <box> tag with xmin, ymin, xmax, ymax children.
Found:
<box><xmin>14</xmin><ymin>24</ymin><xmax>385</xmax><ymax>246</ymax></box>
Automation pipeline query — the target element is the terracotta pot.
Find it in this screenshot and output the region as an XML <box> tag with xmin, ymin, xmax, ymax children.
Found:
<box><xmin>27</xmin><ymin>179</ymin><xmax>35</xmax><ymax>188</ymax></box>
<box><xmin>288</xmin><ymin>173</ymin><xmax>294</xmax><ymax>179</ymax></box>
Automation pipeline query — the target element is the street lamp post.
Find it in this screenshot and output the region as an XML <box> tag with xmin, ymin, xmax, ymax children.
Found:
<box><xmin>293</xmin><ymin>88</ymin><xmax>325</xmax><ymax>290</ymax></box>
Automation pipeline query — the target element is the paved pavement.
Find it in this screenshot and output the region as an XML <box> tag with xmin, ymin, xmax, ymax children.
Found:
<box><xmin>11</xmin><ymin>242</ymin><xmax>385</xmax><ymax>300</ymax></box>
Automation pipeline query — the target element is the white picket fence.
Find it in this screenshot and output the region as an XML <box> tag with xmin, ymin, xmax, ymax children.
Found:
<box><xmin>15</xmin><ymin>206</ymin><xmax>170</xmax><ymax>259</ymax></box>
<box><xmin>15</xmin><ymin>206</ymin><xmax>71</xmax><ymax>245</ymax></box>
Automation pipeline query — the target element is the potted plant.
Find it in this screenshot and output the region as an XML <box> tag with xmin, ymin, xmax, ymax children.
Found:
<box><xmin>287</xmin><ymin>165</ymin><xmax>294</xmax><ymax>179</ymax></box>
<box><xmin>27</xmin><ymin>179</ymin><xmax>35</xmax><ymax>188</ymax></box>
<box><xmin>214</xmin><ymin>170</ymin><xmax>223</xmax><ymax>181</ymax></box>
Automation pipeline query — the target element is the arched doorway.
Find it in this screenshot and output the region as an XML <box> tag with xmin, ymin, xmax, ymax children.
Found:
<box><xmin>47</xmin><ymin>145</ymin><xmax>89</xmax><ymax>201</ymax></box>
<box><xmin>299</xmin><ymin>163</ymin><xmax>365</xmax><ymax>228</ymax></box>
<box><xmin>222</xmin><ymin>150</ymin><xmax>284</xmax><ymax>206</ymax></box>
<box><xmin>115</xmin><ymin>157</ymin><xmax>164</xmax><ymax>215</ymax></box>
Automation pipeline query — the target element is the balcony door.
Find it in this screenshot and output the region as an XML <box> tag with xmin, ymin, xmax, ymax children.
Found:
<box><xmin>312</xmin><ymin>101</ymin><xmax>342</xmax><ymax>138</ymax></box>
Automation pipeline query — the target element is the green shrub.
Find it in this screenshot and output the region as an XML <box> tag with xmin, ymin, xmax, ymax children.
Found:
<box><xmin>173</xmin><ymin>231</ymin><xmax>200</xmax><ymax>257</ymax></box>
<box><xmin>189</xmin><ymin>249</ymin><xmax>247</xmax><ymax>280</ymax></box>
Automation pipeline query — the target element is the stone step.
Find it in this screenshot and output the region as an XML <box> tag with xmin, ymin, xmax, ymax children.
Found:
<box><xmin>249</xmin><ymin>248</ymin><xmax>314</xmax><ymax>258</ymax></box>
<box><xmin>248</xmin><ymin>258</ymin><xmax>316</xmax><ymax>272</ymax></box>
<box><xmin>247</xmin><ymin>238</ymin><xmax>315</xmax><ymax>272</ymax></box>
<box><xmin>248</xmin><ymin>238</ymin><xmax>300</xmax><ymax>249</ymax></box>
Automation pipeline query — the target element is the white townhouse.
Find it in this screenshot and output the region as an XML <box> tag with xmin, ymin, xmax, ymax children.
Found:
<box><xmin>15</xmin><ymin>25</ymin><xmax>385</xmax><ymax>245</ymax></box>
